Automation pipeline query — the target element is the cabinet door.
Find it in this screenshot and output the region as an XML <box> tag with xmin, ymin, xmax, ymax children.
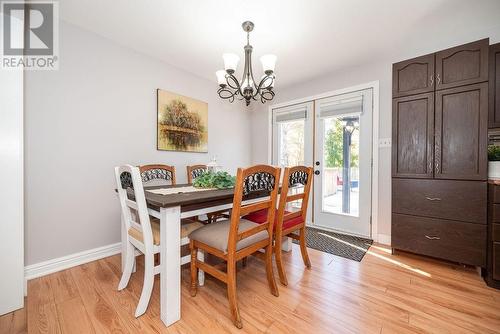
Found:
<box><xmin>489</xmin><ymin>43</ymin><xmax>500</xmax><ymax>128</ymax></box>
<box><xmin>436</xmin><ymin>39</ymin><xmax>489</xmax><ymax>90</ymax></box>
<box><xmin>392</xmin><ymin>93</ymin><xmax>434</xmax><ymax>178</ymax></box>
<box><xmin>393</xmin><ymin>53</ymin><xmax>435</xmax><ymax>97</ymax></box>
<box><xmin>435</xmin><ymin>83</ymin><xmax>488</xmax><ymax>180</ymax></box>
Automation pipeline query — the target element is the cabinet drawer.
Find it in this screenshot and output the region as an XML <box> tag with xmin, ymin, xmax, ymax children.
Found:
<box><xmin>493</xmin><ymin>224</ymin><xmax>500</xmax><ymax>242</ymax></box>
<box><xmin>494</xmin><ymin>243</ymin><xmax>500</xmax><ymax>280</ymax></box>
<box><xmin>392</xmin><ymin>179</ymin><xmax>486</xmax><ymax>224</ymax></box>
<box><xmin>392</xmin><ymin>213</ymin><xmax>486</xmax><ymax>267</ymax></box>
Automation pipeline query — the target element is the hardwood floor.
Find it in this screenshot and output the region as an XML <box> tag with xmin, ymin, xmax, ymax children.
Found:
<box><xmin>2</xmin><ymin>243</ymin><xmax>500</xmax><ymax>333</ymax></box>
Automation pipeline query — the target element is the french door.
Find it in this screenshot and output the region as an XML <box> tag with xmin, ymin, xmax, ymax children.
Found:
<box><xmin>271</xmin><ymin>89</ymin><xmax>373</xmax><ymax>237</ymax></box>
<box><xmin>313</xmin><ymin>89</ymin><xmax>373</xmax><ymax>237</ymax></box>
<box><xmin>271</xmin><ymin>102</ymin><xmax>313</xmax><ymax>224</ymax></box>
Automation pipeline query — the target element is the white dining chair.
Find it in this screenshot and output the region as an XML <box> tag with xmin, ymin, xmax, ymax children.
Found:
<box><xmin>114</xmin><ymin>164</ymin><xmax>204</xmax><ymax>317</ymax></box>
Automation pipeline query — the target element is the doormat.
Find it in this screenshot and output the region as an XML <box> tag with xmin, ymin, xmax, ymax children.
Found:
<box><xmin>292</xmin><ymin>227</ymin><xmax>373</xmax><ymax>262</ymax></box>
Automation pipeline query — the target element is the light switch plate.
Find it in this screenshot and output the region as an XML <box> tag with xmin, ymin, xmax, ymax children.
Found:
<box><xmin>379</xmin><ymin>138</ymin><xmax>391</xmax><ymax>148</ymax></box>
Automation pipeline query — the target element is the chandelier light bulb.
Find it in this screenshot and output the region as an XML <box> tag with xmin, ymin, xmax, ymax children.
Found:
<box><xmin>223</xmin><ymin>53</ymin><xmax>239</xmax><ymax>74</ymax></box>
<box><xmin>260</xmin><ymin>54</ymin><xmax>277</xmax><ymax>75</ymax></box>
<box><xmin>216</xmin><ymin>70</ymin><xmax>227</xmax><ymax>86</ymax></box>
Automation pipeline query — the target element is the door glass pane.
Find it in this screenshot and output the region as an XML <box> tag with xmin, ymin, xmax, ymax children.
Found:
<box><xmin>278</xmin><ymin>120</ymin><xmax>305</xmax><ymax>167</ymax></box>
<box><xmin>277</xmin><ymin>119</ymin><xmax>305</xmax><ymax>211</ymax></box>
<box><xmin>322</xmin><ymin>115</ymin><xmax>360</xmax><ymax>217</ymax></box>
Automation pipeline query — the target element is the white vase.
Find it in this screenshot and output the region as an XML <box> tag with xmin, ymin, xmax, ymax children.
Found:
<box><xmin>489</xmin><ymin>161</ymin><xmax>500</xmax><ymax>179</ymax></box>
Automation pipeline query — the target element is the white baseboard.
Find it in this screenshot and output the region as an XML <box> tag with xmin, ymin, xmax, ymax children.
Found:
<box><xmin>24</xmin><ymin>242</ymin><xmax>122</xmax><ymax>282</ymax></box>
<box><xmin>376</xmin><ymin>234</ymin><xmax>391</xmax><ymax>246</ymax></box>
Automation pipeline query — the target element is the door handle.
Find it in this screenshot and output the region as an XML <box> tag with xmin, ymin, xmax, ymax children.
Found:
<box><xmin>436</xmin><ymin>73</ymin><xmax>441</xmax><ymax>85</ymax></box>
<box><xmin>314</xmin><ymin>170</ymin><xmax>320</xmax><ymax>175</ymax></box>
<box><xmin>430</xmin><ymin>74</ymin><xmax>434</xmax><ymax>87</ymax></box>
<box><xmin>425</xmin><ymin>197</ymin><xmax>441</xmax><ymax>201</ymax></box>
<box><xmin>425</xmin><ymin>235</ymin><xmax>441</xmax><ymax>240</ymax></box>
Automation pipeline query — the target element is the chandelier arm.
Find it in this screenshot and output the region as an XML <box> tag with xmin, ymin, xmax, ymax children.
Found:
<box><xmin>217</xmin><ymin>87</ymin><xmax>236</xmax><ymax>103</ymax></box>
<box><xmin>252</xmin><ymin>74</ymin><xmax>273</xmax><ymax>98</ymax></box>
<box><xmin>225</xmin><ymin>73</ymin><xmax>241</xmax><ymax>91</ymax></box>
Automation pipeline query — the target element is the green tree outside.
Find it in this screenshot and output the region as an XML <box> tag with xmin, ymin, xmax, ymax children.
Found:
<box><xmin>325</xmin><ymin>119</ymin><xmax>359</xmax><ymax>168</ymax></box>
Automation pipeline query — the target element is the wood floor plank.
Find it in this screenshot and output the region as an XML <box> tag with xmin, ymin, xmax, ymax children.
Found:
<box><xmin>27</xmin><ymin>276</ymin><xmax>61</xmax><ymax>334</ymax></box>
<box><xmin>4</xmin><ymin>242</ymin><xmax>500</xmax><ymax>333</ymax></box>
<box><xmin>0</xmin><ymin>305</ymin><xmax>27</xmax><ymax>334</ymax></box>
<box><xmin>49</xmin><ymin>269</ymin><xmax>79</xmax><ymax>304</ymax></box>
<box><xmin>55</xmin><ymin>297</ymin><xmax>95</xmax><ymax>334</ymax></box>
<box><xmin>69</xmin><ymin>263</ymin><xmax>128</xmax><ymax>333</ymax></box>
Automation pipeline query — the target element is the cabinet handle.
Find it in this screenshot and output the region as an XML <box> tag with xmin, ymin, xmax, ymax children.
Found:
<box><xmin>430</xmin><ymin>75</ymin><xmax>434</xmax><ymax>86</ymax></box>
<box><xmin>425</xmin><ymin>235</ymin><xmax>441</xmax><ymax>240</ymax></box>
<box><xmin>425</xmin><ymin>197</ymin><xmax>442</xmax><ymax>201</ymax></box>
<box><xmin>436</xmin><ymin>73</ymin><xmax>441</xmax><ymax>85</ymax></box>
<box><xmin>435</xmin><ymin>161</ymin><xmax>440</xmax><ymax>173</ymax></box>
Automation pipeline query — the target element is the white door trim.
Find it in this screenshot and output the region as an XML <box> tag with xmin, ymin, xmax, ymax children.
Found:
<box><xmin>267</xmin><ymin>81</ymin><xmax>380</xmax><ymax>241</ymax></box>
<box><xmin>0</xmin><ymin>12</ymin><xmax>24</xmax><ymax>315</ymax></box>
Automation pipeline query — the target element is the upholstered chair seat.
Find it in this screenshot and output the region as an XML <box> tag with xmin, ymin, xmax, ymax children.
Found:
<box><xmin>244</xmin><ymin>209</ymin><xmax>304</xmax><ymax>230</ymax></box>
<box><xmin>128</xmin><ymin>220</ymin><xmax>204</xmax><ymax>246</ymax></box>
<box><xmin>189</xmin><ymin>219</ymin><xmax>268</xmax><ymax>253</ymax></box>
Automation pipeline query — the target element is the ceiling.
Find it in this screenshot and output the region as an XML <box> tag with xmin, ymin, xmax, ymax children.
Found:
<box><xmin>59</xmin><ymin>0</ymin><xmax>500</xmax><ymax>89</ymax></box>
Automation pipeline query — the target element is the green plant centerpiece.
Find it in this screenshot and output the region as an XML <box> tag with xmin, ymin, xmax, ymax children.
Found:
<box><xmin>488</xmin><ymin>145</ymin><xmax>500</xmax><ymax>161</ymax></box>
<box><xmin>192</xmin><ymin>170</ymin><xmax>236</xmax><ymax>189</ymax></box>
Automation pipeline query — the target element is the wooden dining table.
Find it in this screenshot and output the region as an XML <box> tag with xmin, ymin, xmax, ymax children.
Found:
<box><xmin>121</xmin><ymin>184</ymin><xmax>271</xmax><ymax>327</ymax></box>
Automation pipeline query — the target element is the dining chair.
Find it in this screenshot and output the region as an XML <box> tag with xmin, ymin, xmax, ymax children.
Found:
<box><xmin>186</xmin><ymin>164</ymin><xmax>208</xmax><ymax>184</ymax></box>
<box><xmin>243</xmin><ymin>166</ymin><xmax>313</xmax><ymax>286</ymax></box>
<box><xmin>114</xmin><ymin>165</ymin><xmax>204</xmax><ymax>317</ymax></box>
<box><xmin>139</xmin><ymin>164</ymin><xmax>176</xmax><ymax>186</ymax></box>
<box><xmin>186</xmin><ymin>164</ymin><xmax>230</xmax><ymax>224</ymax></box>
<box><xmin>188</xmin><ymin>165</ymin><xmax>281</xmax><ymax>328</ymax></box>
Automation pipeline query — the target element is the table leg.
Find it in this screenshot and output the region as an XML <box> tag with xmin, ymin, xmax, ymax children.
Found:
<box><xmin>282</xmin><ymin>237</ymin><xmax>292</xmax><ymax>252</ymax></box>
<box><xmin>160</xmin><ymin>206</ymin><xmax>181</xmax><ymax>326</ymax></box>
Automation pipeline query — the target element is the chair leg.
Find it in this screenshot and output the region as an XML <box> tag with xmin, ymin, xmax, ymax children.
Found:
<box><xmin>299</xmin><ymin>227</ymin><xmax>311</xmax><ymax>269</ymax></box>
<box><xmin>227</xmin><ymin>260</ymin><xmax>242</xmax><ymax>329</ymax></box>
<box><xmin>134</xmin><ymin>252</ymin><xmax>154</xmax><ymax>317</ymax></box>
<box><xmin>274</xmin><ymin>237</ymin><xmax>288</xmax><ymax>286</ymax></box>
<box><xmin>118</xmin><ymin>240</ymin><xmax>135</xmax><ymax>290</ymax></box>
<box><xmin>265</xmin><ymin>243</ymin><xmax>279</xmax><ymax>297</ymax></box>
<box><xmin>190</xmin><ymin>240</ymin><xmax>198</xmax><ymax>297</ymax></box>
<box><xmin>197</xmin><ymin>249</ymin><xmax>205</xmax><ymax>286</ymax></box>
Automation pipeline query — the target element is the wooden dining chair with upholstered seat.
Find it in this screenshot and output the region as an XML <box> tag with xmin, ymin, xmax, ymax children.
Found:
<box><xmin>186</xmin><ymin>164</ymin><xmax>208</xmax><ymax>184</ymax></box>
<box><xmin>115</xmin><ymin>165</ymin><xmax>204</xmax><ymax>317</ymax></box>
<box><xmin>140</xmin><ymin>164</ymin><xmax>176</xmax><ymax>186</ymax></box>
<box><xmin>244</xmin><ymin>166</ymin><xmax>313</xmax><ymax>286</ymax></box>
<box><xmin>188</xmin><ymin>165</ymin><xmax>281</xmax><ymax>328</ymax></box>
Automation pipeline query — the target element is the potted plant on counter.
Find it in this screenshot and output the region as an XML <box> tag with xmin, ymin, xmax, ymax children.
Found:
<box><xmin>488</xmin><ymin>145</ymin><xmax>500</xmax><ymax>179</ymax></box>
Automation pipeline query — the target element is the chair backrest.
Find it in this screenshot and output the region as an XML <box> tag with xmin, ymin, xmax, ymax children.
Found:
<box><xmin>276</xmin><ymin>166</ymin><xmax>313</xmax><ymax>230</ymax></box>
<box><xmin>227</xmin><ymin>165</ymin><xmax>281</xmax><ymax>254</ymax></box>
<box><xmin>114</xmin><ymin>165</ymin><xmax>155</xmax><ymax>247</ymax></box>
<box><xmin>139</xmin><ymin>164</ymin><xmax>176</xmax><ymax>186</ymax></box>
<box><xmin>186</xmin><ymin>164</ymin><xmax>207</xmax><ymax>184</ymax></box>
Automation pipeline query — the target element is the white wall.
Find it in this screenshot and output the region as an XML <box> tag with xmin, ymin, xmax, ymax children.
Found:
<box><xmin>250</xmin><ymin>26</ymin><xmax>500</xmax><ymax>242</ymax></box>
<box><xmin>24</xmin><ymin>21</ymin><xmax>251</xmax><ymax>266</ymax></box>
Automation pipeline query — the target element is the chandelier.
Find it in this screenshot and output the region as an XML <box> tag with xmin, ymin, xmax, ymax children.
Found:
<box><xmin>216</xmin><ymin>21</ymin><xmax>276</xmax><ymax>106</ymax></box>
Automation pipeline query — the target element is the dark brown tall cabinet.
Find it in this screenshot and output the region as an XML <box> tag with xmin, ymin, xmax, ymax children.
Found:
<box><xmin>392</xmin><ymin>39</ymin><xmax>489</xmax><ymax>267</ymax></box>
<box><xmin>486</xmin><ymin>43</ymin><xmax>500</xmax><ymax>289</ymax></box>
